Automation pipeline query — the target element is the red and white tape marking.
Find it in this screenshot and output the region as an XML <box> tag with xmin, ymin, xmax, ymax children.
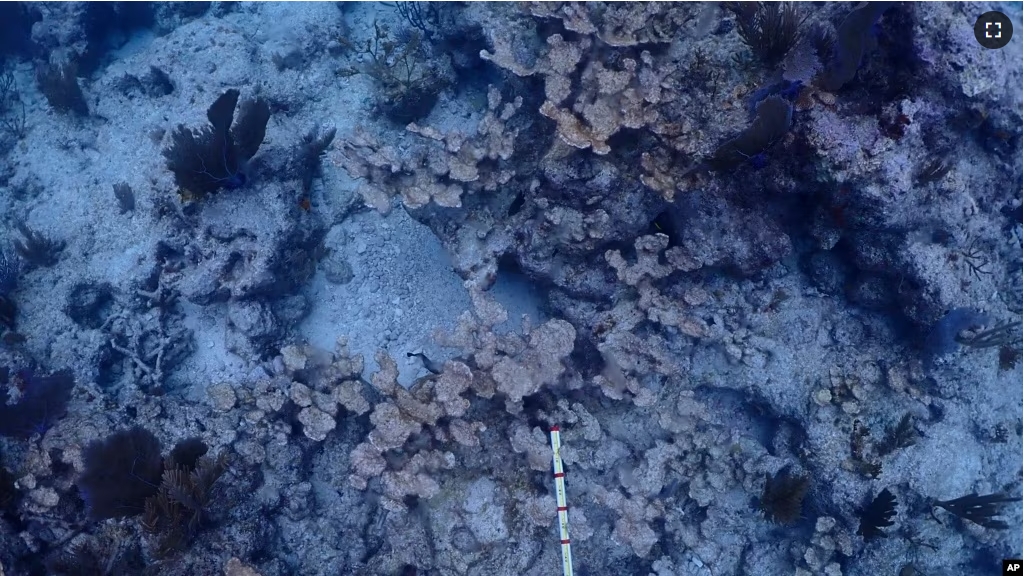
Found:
<box><xmin>550</xmin><ymin>425</ymin><xmax>574</xmax><ymax>576</ymax></box>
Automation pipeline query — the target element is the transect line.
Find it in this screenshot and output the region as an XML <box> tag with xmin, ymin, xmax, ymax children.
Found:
<box><xmin>550</xmin><ymin>425</ymin><xmax>573</xmax><ymax>576</ymax></box>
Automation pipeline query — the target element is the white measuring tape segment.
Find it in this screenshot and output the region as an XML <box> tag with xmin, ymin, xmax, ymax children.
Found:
<box><xmin>550</xmin><ymin>425</ymin><xmax>574</xmax><ymax>576</ymax></box>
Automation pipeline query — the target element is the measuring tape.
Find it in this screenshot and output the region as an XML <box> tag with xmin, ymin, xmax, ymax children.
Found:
<box><xmin>550</xmin><ymin>425</ymin><xmax>574</xmax><ymax>576</ymax></box>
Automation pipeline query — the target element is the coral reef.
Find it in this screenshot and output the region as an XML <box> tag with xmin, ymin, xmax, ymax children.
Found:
<box><xmin>0</xmin><ymin>3</ymin><xmax>1019</xmax><ymax>576</ymax></box>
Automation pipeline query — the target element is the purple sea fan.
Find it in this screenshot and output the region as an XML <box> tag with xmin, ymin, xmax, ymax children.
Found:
<box><xmin>0</xmin><ymin>367</ymin><xmax>74</xmax><ymax>438</ymax></box>
<box><xmin>77</xmin><ymin>427</ymin><xmax>163</xmax><ymax>520</ymax></box>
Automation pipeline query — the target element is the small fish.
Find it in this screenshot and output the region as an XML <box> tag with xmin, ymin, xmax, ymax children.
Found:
<box><xmin>407</xmin><ymin>352</ymin><xmax>442</xmax><ymax>374</ymax></box>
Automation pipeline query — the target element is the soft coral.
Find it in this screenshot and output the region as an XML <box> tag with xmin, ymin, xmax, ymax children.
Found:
<box><xmin>0</xmin><ymin>367</ymin><xmax>74</xmax><ymax>438</ymax></box>
<box><xmin>163</xmin><ymin>89</ymin><xmax>270</xmax><ymax>199</ymax></box>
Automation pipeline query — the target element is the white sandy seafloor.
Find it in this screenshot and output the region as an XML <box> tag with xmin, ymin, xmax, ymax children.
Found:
<box><xmin>0</xmin><ymin>2</ymin><xmax>1020</xmax><ymax>576</ymax></box>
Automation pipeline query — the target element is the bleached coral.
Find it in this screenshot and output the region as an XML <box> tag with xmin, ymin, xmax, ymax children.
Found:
<box><xmin>336</xmin><ymin>86</ymin><xmax>521</xmax><ymax>212</ymax></box>
<box><xmin>258</xmin><ymin>340</ymin><xmax>372</xmax><ymax>442</ymax></box>
<box><xmin>527</xmin><ymin>2</ymin><xmax>691</xmax><ymax>48</ymax></box>
<box><xmin>591</xmin><ymin>485</ymin><xmax>664</xmax><ymax>557</ymax></box>
<box><xmin>490</xmin><ymin>318</ymin><xmax>575</xmax><ymax>411</ymax></box>
<box><xmin>796</xmin><ymin>516</ymin><xmax>853</xmax><ymax>576</ymax></box>
<box><xmin>348</xmin><ymin>351</ymin><xmax>488</xmax><ymax>509</ymax></box>
<box><xmin>379</xmin><ymin>450</ymin><xmax>454</xmax><ymax>512</ymax></box>
<box><xmin>508</xmin><ymin>422</ymin><xmax>553</xmax><ymax>472</ymax></box>
<box><xmin>482</xmin><ymin>6</ymin><xmax>689</xmax><ymax>158</ymax></box>
<box><xmin>225</xmin><ymin>558</ymin><xmax>264</xmax><ymax>576</ymax></box>
<box><xmin>434</xmin><ymin>287</ymin><xmax>575</xmax><ymax>413</ymax></box>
